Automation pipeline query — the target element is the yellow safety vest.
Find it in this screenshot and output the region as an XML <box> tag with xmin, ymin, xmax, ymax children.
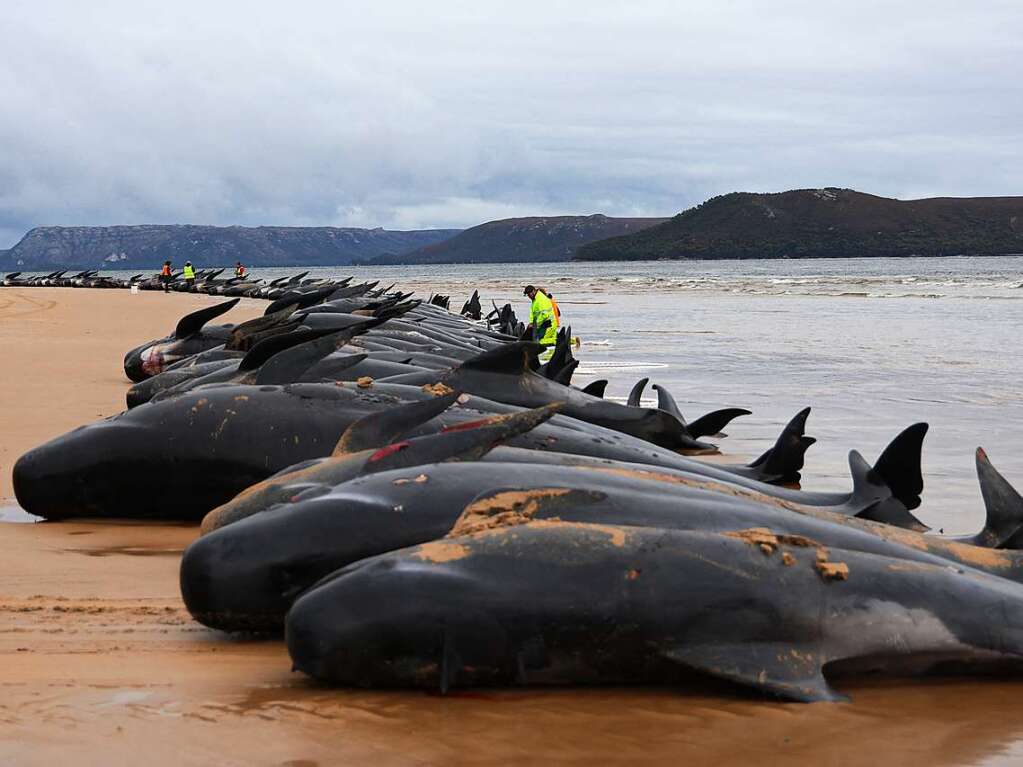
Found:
<box><xmin>530</xmin><ymin>291</ymin><xmax>558</xmax><ymax>346</ymax></box>
<box><xmin>183</xmin><ymin>265</ymin><xmax>195</xmax><ymax>279</ymax></box>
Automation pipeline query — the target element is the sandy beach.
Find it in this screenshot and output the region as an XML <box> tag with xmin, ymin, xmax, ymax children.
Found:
<box><xmin>5</xmin><ymin>286</ymin><xmax>1023</xmax><ymax>766</ymax></box>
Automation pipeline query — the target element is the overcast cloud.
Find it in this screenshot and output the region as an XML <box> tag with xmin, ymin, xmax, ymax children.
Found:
<box><xmin>0</xmin><ymin>0</ymin><xmax>1020</xmax><ymax>246</ymax></box>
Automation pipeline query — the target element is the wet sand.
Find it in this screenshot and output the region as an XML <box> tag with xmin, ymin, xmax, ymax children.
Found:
<box><xmin>4</xmin><ymin>287</ymin><xmax>1023</xmax><ymax>766</ymax></box>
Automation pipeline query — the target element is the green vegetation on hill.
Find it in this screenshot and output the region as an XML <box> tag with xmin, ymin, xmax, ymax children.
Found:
<box><xmin>370</xmin><ymin>214</ymin><xmax>668</xmax><ymax>265</ymax></box>
<box><xmin>575</xmin><ymin>189</ymin><xmax>1023</xmax><ymax>261</ymax></box>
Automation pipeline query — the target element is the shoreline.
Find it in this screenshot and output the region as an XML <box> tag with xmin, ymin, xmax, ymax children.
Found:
<box><xmin>4</xmin><ymin>287</ymin><xmax>1023</xmax><ymax>764</ymax></box>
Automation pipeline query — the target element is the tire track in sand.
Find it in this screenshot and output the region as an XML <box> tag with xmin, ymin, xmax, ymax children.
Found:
<box><xmin>0</xmin><ymin>290</ymin><xmax>58</xmax><ymax>319</ymax></box>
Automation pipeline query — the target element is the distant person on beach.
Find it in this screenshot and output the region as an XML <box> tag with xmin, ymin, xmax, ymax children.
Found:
<box><xmin>235</xmin><ymin>261</ymin><xmax>246</xmax><ymax>278</ymax></box>
<box><xmin>183</xmin><ymin>261</ymin><xmax>196</xmax><ymax>289</ymax></box>
<box><xmin>160</xmin><ymin>260</ymin><xmax>172</xmax><ymax>293</ymax></box>
<box><xmin>523</xmin><ymin>284</ymin><xmax>559</xmax><ymax>354</ymax></box>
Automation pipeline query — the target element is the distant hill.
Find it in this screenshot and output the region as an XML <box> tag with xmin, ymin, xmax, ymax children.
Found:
<box><xmin>0</xmin><ymin>225</ymin><xmax>461</xmax><ymax>270</ymax></box>
<box><xmin>369</xmin><ymin>214</ymin><xmax>669</xmax><ymax>265</ymax></box>
<box><xmin>576</xmin><ymin>189</ymin><xmax>1023</xmax><ymax>261</ymax></box>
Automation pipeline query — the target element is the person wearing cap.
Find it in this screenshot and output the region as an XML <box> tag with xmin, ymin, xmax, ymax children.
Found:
<box><xmin>523</xmin><ymin>284</ymin><xmax>559</xmax><ymax>355</ymax></box>
<box><xmin>183</xmin><ymin>261</ymin><xmax>196</xmax><ymax>289</ymax></box>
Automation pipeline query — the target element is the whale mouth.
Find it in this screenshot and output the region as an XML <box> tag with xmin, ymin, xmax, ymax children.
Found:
<box><xmin>140</xmin><ymin>346</ymin><xmax>166</xmax><ymax>376</ymax></box>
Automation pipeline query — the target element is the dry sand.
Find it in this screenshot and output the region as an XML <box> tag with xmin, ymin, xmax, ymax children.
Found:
<box><xmin>3</xmin><ymin>287</ymin><xmax>1023</xmax><ymax>766</ymax></box>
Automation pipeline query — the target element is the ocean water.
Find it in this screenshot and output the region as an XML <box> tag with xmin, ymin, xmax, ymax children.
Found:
<box><xmin>14</xmin><ymin>255</ymin><xmax>1023</xmax><ymax>533</ymax></box>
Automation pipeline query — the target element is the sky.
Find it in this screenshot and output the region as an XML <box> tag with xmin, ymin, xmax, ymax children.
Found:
<box><xmin>1</xmin><ymin>0</ymin><xmax>1021</xmax><ymax>247</ymax></box>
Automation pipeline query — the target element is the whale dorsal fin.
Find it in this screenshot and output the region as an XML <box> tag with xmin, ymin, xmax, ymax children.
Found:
<box><xmin>237</xmin><ymin>328</ymin><xmax>338</xmax><ymax>372</ymax></box>
<box><xmin>458</xmin><ymin>342</ymin><xmax>538</xmax><ymax>376</ymax></box>
<box><xmin>973</xmin><ymin>448</ymin><xmax>1023</xmax><ymax>548</ymax></box>
<box><xmin>226</xmin><ymin>304</ymin><xmax>299</xmax><ymax>350</ymax></box>
<box><xmin>333</xmin><ymin>392</ymin><xmax>462</xmax><ymax>455</ymax></box>
<box><xmin>254</xmin><ymin>329</ymin><xmax>364</xmax><ymax>385</ymax></box>
<box><xmin>582</xmin><ymin>379</ymin><xmax>608</xmax><ymax>398</ymax></box>
<box><xmin>627</xmin><ymin>377</ymin><xmax>649</xmax><ymax>407</ymax></box>
<box><xmin>651</xmin><ymin>383</ymin><xmax>685</xmax><ymax>422</ymax></box>
<box><xmin>365</xmin><ymin>404</ymin><xmax>561</xmax><ymax>474</ymax></box>
<box><xmin>173</xmin><ymin>298</ymin><xmax>240</xmax><ymax>339</ymax></box>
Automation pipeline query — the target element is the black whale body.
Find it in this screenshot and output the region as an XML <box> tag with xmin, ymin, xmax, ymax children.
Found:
<box><xmin>285</xmin><ymin>522</ymin><xmax>1023</xmax><ymax>701</ymax></box>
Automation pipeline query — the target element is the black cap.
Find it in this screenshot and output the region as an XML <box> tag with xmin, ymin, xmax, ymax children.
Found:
<box><xmin>523</xmin><ymin>285</ymin><xmax>535</xmax><ymax>295</ymax></box>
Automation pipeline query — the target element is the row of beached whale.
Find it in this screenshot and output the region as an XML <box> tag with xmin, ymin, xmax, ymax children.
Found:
<box><xmin>3</xmin><ymin>268</ymin><xmax>404</xmax><ymax>299</ymax></box>
<box><xmin>12</xmin><ymin>277</ymin><xmax>1023</xmax><ymax>704</ymax></box>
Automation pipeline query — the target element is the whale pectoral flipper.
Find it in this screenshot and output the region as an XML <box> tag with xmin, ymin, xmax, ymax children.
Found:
<box><xmin>661</xmin><ymin>643</ymin><xmax>847</xmax><ymax>703</ymax></box>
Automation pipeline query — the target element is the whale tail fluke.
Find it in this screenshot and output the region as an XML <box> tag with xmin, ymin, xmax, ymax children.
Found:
<box><xmin>846</xmin><ymin>450</ymin><xmax>931</xmax><ymax>532</ymax></box>
<box><xmin>685</xmin><ymin>408</ymin><xmax>752</xmax><ymax>440</ymax></box>
<box><xmin>746</xmin><ymin>407</ymin><xmax>815</xmax><ymax>484</ymax></box>
<box><xmin>553</xmin><ymin>359</ymin><xmax>579</xmax><ymax>386</ymax></box>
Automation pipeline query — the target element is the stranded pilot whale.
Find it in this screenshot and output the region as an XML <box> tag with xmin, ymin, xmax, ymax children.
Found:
<box><xmin>122</xmin><ymin>300</ymin><xmax>301</xmax><ymax>381</ymax></box>
<box><xmin>378</xmin><ymin>342</ymin><xmax>746</xmax><ymax>452</ymax></box>
<box><xmin>180</xmin><ymin>439</ymin><xmax>1001</xmax><ymax>633</ymax></box>
<box><xmin>285</xmin><ymin>521</ymin><xmax>1023</xmax><ymax>701</ymax></box>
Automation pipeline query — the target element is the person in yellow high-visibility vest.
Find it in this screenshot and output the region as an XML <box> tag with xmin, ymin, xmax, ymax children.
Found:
<box><xmin>523</xmin><ymin>284</ymin><xmax>559</xmax><ymax>359</ymax></box>
<box><xmin>183</xmin><ymin>261</ymin><xmax>196</xmax><ymax>289</ymax></box>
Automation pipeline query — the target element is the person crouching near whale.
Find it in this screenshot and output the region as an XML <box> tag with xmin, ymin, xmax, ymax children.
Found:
<box><xmin>160</xmin><ymin>261</ymin><xmax>172</xmax><ymax>293</ymax></box>
<box><xmin>183</xmin><ymin>261</ymin><xmax>196</xmax><ymax>290</ymax></box>
<box><xmin>523</xmin><ymin>284</ymin><xmax>559</xmax><ymax>361</ymax></box>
